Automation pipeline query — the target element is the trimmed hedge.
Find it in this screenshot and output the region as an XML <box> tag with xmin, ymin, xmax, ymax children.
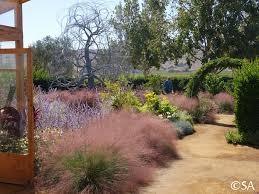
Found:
<box><xmin>234</xmin><ymin>62</ymin><xmax>259</xmax><ymax>135</ymax></box>
<box><xmin>33</xmin><ymin>73</ymin><xmax>233</xmax><ymax>93</ymax></box>
<box><xmin>185</xmin><ymin>57</ymin><xmax>243</xmax><ymax>97</ymax></box>
<box><xmin>128</xmin><ymin>74</ymin><xmax>232</xmax><ymax>92</ymax></box>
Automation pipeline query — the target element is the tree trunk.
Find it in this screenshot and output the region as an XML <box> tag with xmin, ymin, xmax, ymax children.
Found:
<box><xmin>85</xmin><ymin>47</ymin><xmax>95</xmax><ymax>89</ymax></box>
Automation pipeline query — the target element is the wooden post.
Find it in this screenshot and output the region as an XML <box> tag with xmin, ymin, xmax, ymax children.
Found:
<box><xmin>0</xmin><ymin>1</ymin><xmax>35</xmax><ymax>184</ymax></box>
<box><xmin>27</xmin><ymin>48</ymin><xmax>35</xmax><ymax>178</ymax></box>
<box><xmin>15</xmin><ymin>2</ymin><xmax>25</xmax><ymax>112</ymax></box>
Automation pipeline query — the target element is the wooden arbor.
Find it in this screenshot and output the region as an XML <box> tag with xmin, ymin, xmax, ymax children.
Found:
<box><xmin>0</xmin><ymin>0</ymin><xmax>35</xmax><ymax>185</ymax></box>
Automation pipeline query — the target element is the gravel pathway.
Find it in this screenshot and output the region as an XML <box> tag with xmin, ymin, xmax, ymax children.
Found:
<box><xmin>141</xmin><ymin>115</ymin><xmax>259</xmax><ymax>194</ymax></box>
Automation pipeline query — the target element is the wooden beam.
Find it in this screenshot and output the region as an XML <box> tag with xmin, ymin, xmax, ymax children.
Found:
<box><xmin>0</xmin><ymin>0</ymin><xmax>29</xmax><ymax>2</ymax></box>
<box><xmin>0</xmin><ymin>25</ymin><xmax>17</xmax><ymax>33</ymax></box>
<box><xmin>0</xmin><ymin>48</ymin><xmax>27</xmax><ymax>54</ymax></box>
<box><xmin>0</xmin><ymin>1</ymin><xmax>16</xmax><ymax>15</ymax></box>
<box><xmin>0</xmin><ymin>0</ymin><xmax>29</xmax><ymax>15</ymax></box>
<box><xmin>0</xmin><ymin>25</ymin><xmax>21</xmax><ymax>41</ymax></box>
<box><xmin>0</xmin><ymin>33</ymin><xmax>20</xmax><ymax>41</ymax></box>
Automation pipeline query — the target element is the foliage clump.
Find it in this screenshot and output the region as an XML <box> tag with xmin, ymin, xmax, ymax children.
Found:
<box><xmin>140</xmin><ymin>92</ymin><xmax>193</xmax><ymax>124</ymax></box>
<box><xmin>113</xmin><ymin>0</ymin><xmax>168</xmax><ymax>75</ymax></box>
<box><xmin>144</xmin><ymin>75</ymin><xmax>163</xmax><ymax>94</ymax></box>
<box><xmin>225</xmin><ymin>130</ymin><xmax>247</xmax><ymax>145</ymax></box>
<box><xmin>232</xmin><ymin>62</ymin><xmax>259</xmax><ymax>145</ymax></box>
<box><xmin>204</xmin><ymin>73</ymin><xmax>226</xmax><ymax>95</ymax></box>
<box><xmin>63</xmin><ymin>150</ymin><xmax>128</xmax><ymax>193</ymax></box>
<box><xmin>101</xmin><ymin>81</ymin><xmax>141</xmax><ymax>110</ymax></box>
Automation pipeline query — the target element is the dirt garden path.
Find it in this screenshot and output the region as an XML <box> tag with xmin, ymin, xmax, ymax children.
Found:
<box><xmin>141</xmin><ymin>114</ymin><xmax>259</xmax><ymax>194</ymax></box>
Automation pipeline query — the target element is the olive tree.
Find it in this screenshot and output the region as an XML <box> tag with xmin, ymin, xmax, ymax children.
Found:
<box><xmin>32</xmin><ymin>36</ymin><xmax>75</xmax><ymax>77</ymax></box>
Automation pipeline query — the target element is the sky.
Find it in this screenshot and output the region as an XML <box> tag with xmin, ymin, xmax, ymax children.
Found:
<box><xmin>0</xmin><ymin>0</ymin><xmax>120</xmax><ymax>47</ymax></box>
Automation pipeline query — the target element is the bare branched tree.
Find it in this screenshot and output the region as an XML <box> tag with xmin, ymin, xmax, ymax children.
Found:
<box><xmin>62</xmin><ymin>1</ymin><xmax>110</xmax><ymax>89</ymax></box>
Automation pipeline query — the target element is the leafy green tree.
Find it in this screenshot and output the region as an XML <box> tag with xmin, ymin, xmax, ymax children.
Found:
<box><xmin>113</xmin><ymin>0</ymin><xmax>169</xmax><ymax>75</ymax></box>
<box><xmin>31</xmin><ymin>36</ymin><xmax>75</xmax><ymax>77</ymax></box>
<box><xmin>171</xmin><ymin>0</ymin><xmax>259</xmax><ymax>65</ymax></box>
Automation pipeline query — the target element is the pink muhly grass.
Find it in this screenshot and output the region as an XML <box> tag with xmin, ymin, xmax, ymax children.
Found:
<box><xmin>36</xmin><ymin>111</ymin><xmax>178</xmax><ymax>193</ymax></box>
<box><xmin>198</xmin><ymin>91</ymin><xmax>214</xmax><ymax>99</ymax></box>
<box><xmin>44</xmin><ymin>89</ymin><xmax>100</xmax><ymax>108</ymax></box>
<box><xmin>214</xmin><ymin>92</ymin><xmax>234</xmax><ymax>113</ymax></box>
<box><xmin>166</xmin><ymin>92</ymin><xmax>217</xmax><ymax>124</ymax></box>
<box><xmin>214</xmin><ymin>92</ymin><xmax>234</xmax><ymax>104</ymax></box>
<box><xmin>166</xmin><ymin>93</ymin><xmax>199</xmax><ymax>113</ymax></box>
<box><xmin>34</xmin><ymin>89</ymin><xmax>104</xmax><ymax>131</ymax></box>
<box><xmin>196</xmin><ymin>92</ymin><xmax>218</xmax><ymax>123</ymax></box>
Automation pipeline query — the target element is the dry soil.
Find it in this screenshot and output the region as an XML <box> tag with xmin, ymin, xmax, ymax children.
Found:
<box><xmin>141</xmin><ymin>114</ymin><xmax>259</xmax><ymax>194</ymax></box>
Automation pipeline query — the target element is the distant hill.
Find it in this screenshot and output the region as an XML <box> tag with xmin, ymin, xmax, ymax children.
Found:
<box><xmin>161</xmin><ymin>51</ymin><xmax>203</xmax><ymax>72</ymax></box>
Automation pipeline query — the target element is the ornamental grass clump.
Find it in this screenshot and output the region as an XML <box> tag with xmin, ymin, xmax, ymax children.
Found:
<box><xmin>193</xmin><ymin>96</ymin><xmax>217</xmax><ymax>124</ymax></box>
<box><xmin>34</xmin><ymin>89</ymin><xmax>103</xmax><ymax>131</ymax></box>
<box><xmin>62</xmin><ymin>150</ymin><xmax>128</xmax><ymax>193</ymax></box>
<box><xmin>214</xmin><ymin>92</ymin><xmax>234</xmax><ymax>113</ymax></box>
<box><xmin>35</xmin><ymin>111</ymin><xmax>178</xmax><ymax>193</ymax></box>
<box><xmin>166</xmin><ymin>92</ymin><xmax>216</xmax><ymax>124</ymax></box>
<box><xmin>166</xmin><ymin>93</ymin><xmax>199</xmax><ymax>114</ymax></box>
<box><xmin>44</xmin><ymin>89</ymin><xmax>100</xmax><ymax>108</ymax></box>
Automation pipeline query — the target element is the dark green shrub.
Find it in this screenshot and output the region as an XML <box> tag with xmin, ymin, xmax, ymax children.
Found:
<box><xmin>224</xmin><ymin>80</ymin><xmax>234</xmax><ymax>94</ymax></box>
<box><xmin>33</xmin><ymin>68</ymin><xmax>50</xmax><ymax>81</ymax></box>
<box><xmin>33</xmin><ymin>68</ymin><xmax>52</xmax><ymax>91</ymax></box>
<box><xmin>128</xmin><ymin>73</ymin><xmax>232</xmax><ymax>93</ymax></box>
<box><xmin>234</xmin><ymin>63</ymin><xmax>259</xmax><ymax>136</ymax></box>
<box><xmin>145</xmin><ymin>75</ymin><xmax>163</xmax><ymax>94</ymax></box>
<box><xmin>128</xmin><ymin>75</ymin><xmax>149</xmax><ymax>89</ymax></box>
<box><xmin>175</xmin><ymin>77</ymin><xmax>190</xmax><ymax>91</ymax></box>
<box><xmin>63</xmin><ymin>150</ymin><xmax>127</xmax><ymax>193</ymax></box>
<box><xmin>204</xmin><ymin>73</ymin><xmax>225</xmax><ymax>95</ymax></box>
<box><xmin>129</xmin><ymin>75</ymin><xmax>191</xmax><ymax>92</ymax></box>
